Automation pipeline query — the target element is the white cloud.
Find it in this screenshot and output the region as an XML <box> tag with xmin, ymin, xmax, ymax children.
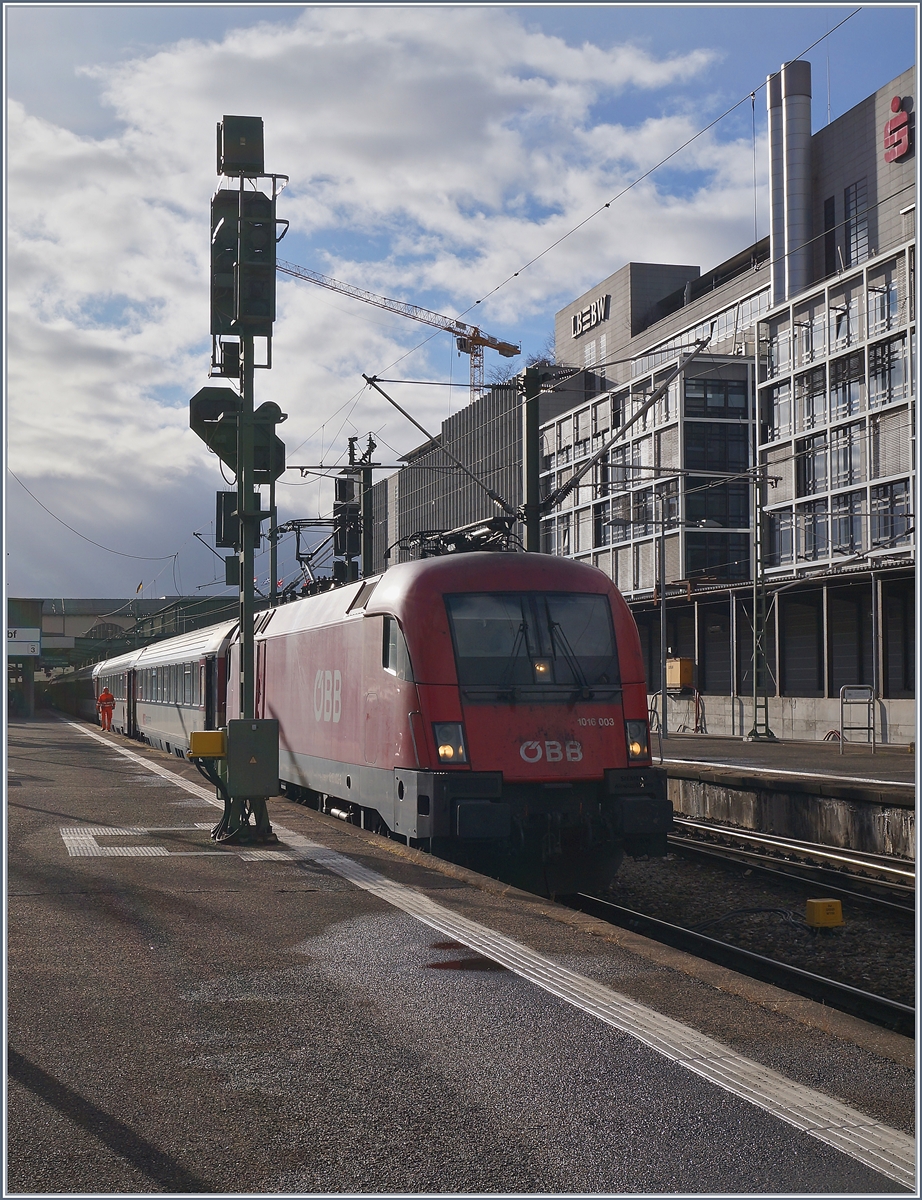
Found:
<box><xmin>8</xmin><ymin>7</ymin><xmax>764</xmax><ymax>596</ymax></box>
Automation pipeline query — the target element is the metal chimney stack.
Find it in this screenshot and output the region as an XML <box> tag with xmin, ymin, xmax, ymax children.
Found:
<box><xmin>767</xmin><ymin>71</ymin><xmax>786</xmax><ymax>305</ymax></box>
<box><xmin>767</xmin><ymin>60</ymin><xmax>812</xmax><ymax>303</ymax></box>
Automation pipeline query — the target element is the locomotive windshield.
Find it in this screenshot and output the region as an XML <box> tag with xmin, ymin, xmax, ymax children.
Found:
<box><xmin>444</xmin><ymin>592</ymin><xmax>620</xmax><ymax>702</ymax></box>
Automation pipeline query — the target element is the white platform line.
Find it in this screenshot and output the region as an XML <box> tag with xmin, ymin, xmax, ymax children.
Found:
<box><xmin>67</xmin><ymin>722</ymin><xmax>223</xmax><ymax>807</ymax></box>
<box><xmin>663</xmin><ymin>756</ymin><xmax>915</xmax><ymax>790</ymax></box>
<box><xmin>65</xmin><ymin>720</ymin><xmax>916</xmax><ymax>1188</ymax></box>
<box><xmin>276</xmin><ymin>831</ymin><xmax>916</xmax><ymax>1188</ymax></box>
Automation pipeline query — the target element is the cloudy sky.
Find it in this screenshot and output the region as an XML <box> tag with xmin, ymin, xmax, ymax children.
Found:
<box><xmin>5</xmin><ymin>3</ymin><xmax>917</xmax><ymax>599</ymax></box>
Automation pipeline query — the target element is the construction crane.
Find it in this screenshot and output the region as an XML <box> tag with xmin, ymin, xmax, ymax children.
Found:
<box><xmin>276</xmin><ymin>258</ymin><xmax>520</xmax><ymax>404</ymax></box>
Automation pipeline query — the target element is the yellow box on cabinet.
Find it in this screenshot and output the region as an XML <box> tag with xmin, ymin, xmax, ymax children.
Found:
<box><xmin>189</xmin><ymin>729</ymin><xmax>227</xmax><ymax>758</ymax></box>
<box><xmin>666</xmin><ymin>657</ymin><xmax>694</xmax><ymax>688</ymax></box>
<box><xmin>805</xmin><ymin>898</ymin><xmax>843</xmax><ymax>927</ymax></box>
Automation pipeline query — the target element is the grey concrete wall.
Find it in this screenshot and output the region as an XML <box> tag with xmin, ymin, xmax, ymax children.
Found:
<box><xmin>810</xmin><ymin>65</ymin><xmax>916</xmax><ymax>281</ymax></box>
<box><xmin>669</xmin><ymin>776</ymin><xmax>914</xmax><ymax>859</ymax></box>
<box><xmin>610</xmin><ymin>267</ymin><xmax>767</xmax><ymax>388</ymax></box>
<box><xmin>555</xmin><ymin>262</ymin><xmax>700</xmax><ymax>370</ymax></box>
<box><xmin>656</xmin><ymin>694</ymin><xmax>916</xmax><ymax>745</ymax></box>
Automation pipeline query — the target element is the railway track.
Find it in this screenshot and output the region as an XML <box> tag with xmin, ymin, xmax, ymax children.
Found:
<box><xmin>563</xmin><ymin>892</ymin><xmax>915</xmax><ymax>1038</ymax></box>
<box><xmin>668</xmin><ymin>818</ymin><xmax>915</xmax><ymax>914</ymax></box>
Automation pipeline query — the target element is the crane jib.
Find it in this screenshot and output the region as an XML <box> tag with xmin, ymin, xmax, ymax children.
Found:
<box><xmin>276</xmin><ymin>259</ymin><xmax>519</xmax><ymax>357</ymax></box>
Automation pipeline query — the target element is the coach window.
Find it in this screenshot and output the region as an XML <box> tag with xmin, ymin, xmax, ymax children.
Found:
<box><xmin>383</xmin><ymin>616</ymin><xmax>414</xmax><ymax>681</ymax></box>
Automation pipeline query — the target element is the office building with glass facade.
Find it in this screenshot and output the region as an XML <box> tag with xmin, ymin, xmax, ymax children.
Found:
<box><xmin>540</xmin><ymin>62</ymin><xmax>915</xmax><ymax>740</ymax></box>
<box><xmin>370</xmin><ymin>61</ymin><xmax>915</xmax><ymax>741</ymax></box>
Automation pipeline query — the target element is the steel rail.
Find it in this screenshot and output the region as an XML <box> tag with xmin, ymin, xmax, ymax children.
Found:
<box><xmin>565</xmin><ymin>893</ymin><xmax>914</xmax><ymax>1038</ymax></box>
<box><xmin>668</xmin><ymin>835</ymin><xmax>915</xmax><ymax>915</ymax></box>
<box><xmin>672</xmin><ymin>817</ymin><xmax>915</xmax><ymax>882</ymax></box>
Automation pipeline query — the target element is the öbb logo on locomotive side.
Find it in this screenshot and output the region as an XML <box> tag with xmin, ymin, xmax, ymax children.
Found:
<box><xmin>519</xmin><ymin>740</ymin><xmax>583</xmax><ymax>763</ymax></box>
<box><xmin>313</xmin><ymin>669</ymin><xmax>342</xmax><ymax>723</ymax></box>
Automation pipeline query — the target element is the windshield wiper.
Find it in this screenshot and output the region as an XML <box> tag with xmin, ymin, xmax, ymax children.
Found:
<box><xmin>549</xmin><ymin>621</ymin><xmax>592</xmax><ymax>697</ymax></box>
<box><xmin>500</xmin><ymin>620</ymin><xmax>528</xmax><ymax>689</ymax></box>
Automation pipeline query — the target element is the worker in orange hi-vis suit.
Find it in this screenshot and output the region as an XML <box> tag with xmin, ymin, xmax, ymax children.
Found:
<box><xmin>96</xmin><ymin>687</ymin><xmax>115</xmax><ymax>732</ymax></box>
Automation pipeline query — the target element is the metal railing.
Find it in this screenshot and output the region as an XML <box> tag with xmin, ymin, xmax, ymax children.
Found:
<box><xmin>839</xmin><ymin>684</ymin><xmax>876</xmax><ymax>754</ymax></box>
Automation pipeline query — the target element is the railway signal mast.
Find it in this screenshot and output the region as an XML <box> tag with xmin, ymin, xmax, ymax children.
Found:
<box><xmin>188</xmin><ymin>115</ymin><xmax>288</xmax><ymax>844</ymax></box>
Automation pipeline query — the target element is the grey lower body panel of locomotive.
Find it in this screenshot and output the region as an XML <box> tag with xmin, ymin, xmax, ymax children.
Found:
<box><xmin>280</xmin><ymin>746</ymin><xmax>532</xmax><ymax>840</ymax></box>
<box><xmin>279</xmin><ymin>748</ymin><xmax>672</xmax><ymax>849</ymax></box>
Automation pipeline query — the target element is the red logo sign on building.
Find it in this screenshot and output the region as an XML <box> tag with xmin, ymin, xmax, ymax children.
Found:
<box><xmin>883</xmin><ymin>96</ymin><xmax>911</xmax><ymax>163</ymax></box>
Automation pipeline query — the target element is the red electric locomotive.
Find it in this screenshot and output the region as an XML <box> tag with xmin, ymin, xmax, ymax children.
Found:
<box><xmin>51</xmin><ymin>550</ymin><xmax>670</xmax><ymax>892</ymax></box>
<box><xmin>232</xmin><ymin>551</ymin><xmax>671</xmax><ymax>892</ymax></box>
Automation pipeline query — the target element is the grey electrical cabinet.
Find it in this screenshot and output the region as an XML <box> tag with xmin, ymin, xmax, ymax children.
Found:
<box><xmin>225</xmin><ymin>719</ymin><xmax>279</xmax><ymax>797</ymax></box>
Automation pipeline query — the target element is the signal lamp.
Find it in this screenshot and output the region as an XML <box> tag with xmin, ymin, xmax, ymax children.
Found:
<box><xmin>434</xmin><ymin>722</ymin><xmax>467</xmax><ymax>764</ymax></box>
<box><xmin>217</xmin><ymin>115</ymin><xmax>265</xmax><ymax>177</ymax></box>
<box><xmin>625</xmin><ymin>720</ymin><xmax>650</xmax><ymax>760</ymax></box>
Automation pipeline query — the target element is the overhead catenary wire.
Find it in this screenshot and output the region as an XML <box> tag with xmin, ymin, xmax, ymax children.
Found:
<box><xmin>295</xmin><ymin>12</ymin><xmax>868</xmax><ymax>488</ymax></box>
<box><xmin>9</xmin><ymin>470</ymin><xmax>180</xmax><ymax>562</ymax></box>
<box><xmin>336</xmin><ymin>23</ymin><xmax>883</xmax><ymax>501</ymax></box>
<box><xmin>453</xmin><ymin>10</ymin><xmax>863</xmax><ymax>322</ymax></box>
<box><xmin>363</xmin><ymin>374</ymin><xmax>517</xmax><ymax>518</ymax></box>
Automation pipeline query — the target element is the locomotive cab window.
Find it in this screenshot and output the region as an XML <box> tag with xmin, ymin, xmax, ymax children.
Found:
<box><xmin>382</xmin><ymin>616</ymin><xmax>414</xmax><ymax>681</ymax></box>
<box><xmin>445</xmin><ymin>592</ymin><xmax>620</xmax><ymax>701</ymax></box>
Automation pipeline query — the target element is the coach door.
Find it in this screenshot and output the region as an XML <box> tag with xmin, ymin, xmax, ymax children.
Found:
<box><xmin>255</xmin><ymin>641</ymin><xmax>267</xmax><ymax>719</ymax></box>
<box><xmin>205</xmin><ymin>659</ymin><xmax>217</xmax><ymax>728</ymax></box>
<box><xmin>127</xmin><ymin>669</ymin><xmax>138</xmax><ymax>739</ymax></box>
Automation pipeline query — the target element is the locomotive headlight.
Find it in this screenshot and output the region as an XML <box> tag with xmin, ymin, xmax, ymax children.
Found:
<box><xmin>532</xmin><ymin>658</ymin><xmax>552</xmax><ymax>679</ymax></box>
<box><xmin>434</xmin><ymin>722</ymin><xmax>468</xmax><ymax>764</ymax></box>
<box><xmin>625</xmin><ymin>720</ymin><xmax>650</xmax><ymax>760</ymax></box>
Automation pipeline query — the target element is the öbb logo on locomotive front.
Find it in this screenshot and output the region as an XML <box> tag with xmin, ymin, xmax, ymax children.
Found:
<box><xmin>519</xmin><ymin>740</ymin><xmax>583</xmax><ymax>763</ymax></box>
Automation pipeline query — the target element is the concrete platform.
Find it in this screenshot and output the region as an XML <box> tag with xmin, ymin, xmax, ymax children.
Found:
<box><xmin>656</xmin><ymin>732</ymin><xmax>916</xmax><ymax>859</ymax></box>
<box><xmin>7</xmin><ymin>717</ymin><xmax>915</xmax><ymax>1194</ymax></box>
<box><xmin>658</xmin><ymin>731</ymin><xmax>916</xmax><ymax>796</ymax></box>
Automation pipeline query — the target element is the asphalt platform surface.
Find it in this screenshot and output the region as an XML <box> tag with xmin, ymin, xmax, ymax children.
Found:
<box><xmin>658</xmin><ymin>731</ymin><xmax>916</xmax><ymax>796</ymax></box>
<box><xmin>7</xmin><ymin>716</ymin><xmax>916</xmax><ymax>1195</ymax></box>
